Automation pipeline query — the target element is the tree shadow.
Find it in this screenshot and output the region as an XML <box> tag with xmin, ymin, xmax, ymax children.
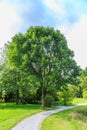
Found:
<box><xmin>0</xmin><ymin>103</ymin><xmax>41</xmax><ymax>110</ymax></box>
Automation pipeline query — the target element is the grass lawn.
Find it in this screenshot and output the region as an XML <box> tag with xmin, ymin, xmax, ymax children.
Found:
<box><xmin>41</xmin><ymin>105</ymin><xmax>87</xmax><ymax>130</ymax></box>
<box><xmin>0</xmin><ymin>98</ymin><xmax>87</xmax><ymax>130</ymax></box>
<box><xmin>72</xmin><ymin>98</ymin><xmax>87</xmax><ymax>105</ymax></box>
<box><xmin>0</xmin><ymin>103</ymin><xmax>42</xmax><ymax>130</ymax></box>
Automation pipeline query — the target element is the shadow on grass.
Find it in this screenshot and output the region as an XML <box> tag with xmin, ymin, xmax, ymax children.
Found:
<box><xmin>0</xmin><ymin>103</ymin><xmax>41</xmax><ymax>110</ymax></box>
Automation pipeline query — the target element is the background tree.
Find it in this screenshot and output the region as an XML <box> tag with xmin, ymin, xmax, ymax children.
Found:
<box><xmin>57</xmin><ymin>85</ymin><xmax>75</xmax><ymax>105</ymax></box>
<box><xmin>7</xmin><ymin>26</ymin><xmax>79</xmax><ymax>109</ymax></box>
<box><xmin>76</xmin><ymin>68</ymin><xmax>87</xmax><ymax>98</ymax></box>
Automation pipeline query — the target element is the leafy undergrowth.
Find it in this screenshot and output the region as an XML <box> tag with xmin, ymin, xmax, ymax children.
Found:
<box><xmin>0</xmin><ymin>103</ymin><xmax>42</xmax><ymax>130</ymax></box>
<box><xmin>41</xmin><ymin>105</ymin><xmax>87</xmax><ymax>130</ymax></box>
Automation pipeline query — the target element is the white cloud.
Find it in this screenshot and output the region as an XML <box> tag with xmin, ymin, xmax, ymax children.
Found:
<box><xmin>0</xmin><ymin>2</ymin><xmax>21</xmax><ymax>48</ymax></box>
<box><xmin>57</xmin><ymin>23</ymin><xmax>71</xmax><ymax>35</ymax></box>
<box><xmin>44</xmin><ymin>0</ymin><xmax>87</xmax><ymax>69</ymax></box>
<box><xmin>0</xmin><ymin>0</ymin><xmax>87</xmax><ymax>69</ymax></box>
<box><xmin>65</xmin><ymin>14</ymin><xmax>87</xmax><ymax>68</ymax></box>
<box><xmin>44</xmin><ymin>0</ymin><xmax>65</xmax><ymax>18</ymax></box>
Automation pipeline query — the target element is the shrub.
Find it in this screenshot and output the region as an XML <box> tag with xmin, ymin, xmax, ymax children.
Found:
<box><xmin>0</xmin><ymin>99</ymin><xmax>5</xmax><ymax>103</ymax></box>
<box><xmin>45</xmin><ymin>94</ymin><xmax>55</xmax><ymax>107</ymax></box>
<box><xmin>83</xmin><ymin>91</ymin><xmax>87</xmax><ymax>99</ymax></box>
<box><xmin>57</xmin><ymin>85</ymin><xmax>75</xmax><ymax>105</ymax></box>
<box><xmin>2</xmin><ymin>90</ymin><xmax>6</xmax><ymax>101</ymax></box>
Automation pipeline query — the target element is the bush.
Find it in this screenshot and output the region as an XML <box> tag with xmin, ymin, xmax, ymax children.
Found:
<box><xmin>47</xmin><ymin>87</ymin><xmax>58</xmax><ymax>101</ymax></box>
<box><xmin>83</xmin><ymin>91</ymin><xmax>87</xmax><ymax>99</ymax></box>
<box><xmin>0</xmin><ymin>99</ymin><xmax>5</xmax><ymax>103</ymax></box>
<box><xmin>2</xmin><ymin>90</ymin><xmax>6</xmax><ymax>101</ymax></box>
<box><xmin>20</xmin><ymin>92</ymin><xmax>38</xmax><ymax>104</ymax></box>
<box><xmin>45</xmin><ymin>94</ymin><xmax>55</xmax><ymax>107</ymax></box>
<box><xmin>57</xmin><ymin>85</ymin><xmax>75</xmax><ymax>105</ymax></box>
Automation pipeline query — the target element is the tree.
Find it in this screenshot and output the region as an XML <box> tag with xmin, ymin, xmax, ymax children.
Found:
<box><xmin>77</xmin><ymin>68</ymin><xmax>87</xmax><ymax>98</ymax></box>
<box><xmin>7</xmin><ymin>26</ymin><xmax>79</xmax><ymax>109</ymax></box>
<box><xmin>57</xmin><ymin>85</ymin><xmax>75</xmax><ymax>105</ymax></box>
<box><xmin>0</xmin><ymin>44</ymin><xmax>22</xmax><ymax>104</ymax></box>
<box><xmin>0</xmin><ymin>68</ymin><xmax>20</xmax><ymax>104</ymax></box>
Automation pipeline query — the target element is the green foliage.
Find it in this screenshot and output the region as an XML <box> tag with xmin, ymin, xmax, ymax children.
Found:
<box><xmin>57</xmin><ymin>85</ymin><xmax>75</xmax><ymax>105</ymax></box>
<box><xmin>20</xmin><ymin>90</ymin><xmax>38</xmax><ymax>104</ymax></box>
<box><xmin>45</xmin><ymin>94</ymin><xmax>55</xmax><ymax>107</ymax></box>
<box><xmin>83</xmin><ymin>91</ymin><xmax>87</xmax><ymax>99</ymax></box>
<box><xmin>6</xmin><ymin>26</ymin><xmax>79</xmax><ymax>108</ymax></box>
<box><xmin>0</xmin><ymin>67</ymin><xmax>21</xmax><ymax>103</ymax></box>
<box><xmin>0</xmin><ymin>99</ymin><xmax>5</xmax><ymax>103</ymax></box>
<box><xmin>76</xmin><ymin>68</ymin><xmax>87</xmax><ymax>98</ymax></box>
<box><xmin>2</xmin><ymin>90</ymin><xmax>6</xmax><ymax>102</ymax></box>
<box><xmin>47</xmin><ymin>87</ymin><xmax>58</xmax><ymax>100</ymax></box>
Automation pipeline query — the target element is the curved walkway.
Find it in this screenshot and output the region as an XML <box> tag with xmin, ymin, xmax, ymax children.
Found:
<box><xmin>12</xmin><ymin>104</ymin><xmax>87</xmax><ymax>130</ymax></box>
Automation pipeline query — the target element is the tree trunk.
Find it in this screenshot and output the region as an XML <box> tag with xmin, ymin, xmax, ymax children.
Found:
<box><xmin>16</xmin><ymin>89</ymin><xmax>19</xmax><ymax>104</ymax></box>
<box><xmin>41</xmin><ymin>87</ymin><xmax>45</xmax><ymax>109</ymax></box>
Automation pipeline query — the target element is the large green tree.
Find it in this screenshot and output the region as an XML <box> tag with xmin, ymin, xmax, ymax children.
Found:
<box><xmin>7</xmin><ymin>26</ymin><xmax>79</xmax><ymax>109</ymax></box>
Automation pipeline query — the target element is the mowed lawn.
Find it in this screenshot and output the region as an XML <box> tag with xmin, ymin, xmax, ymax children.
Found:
<box><xmin>41</xmin><ymin>105</ymin><xmax>87</xmax><ymax>130</ymax></box>
<box><xmin>0</xmin><ymin>103</ymin><xmax>42</xmax><ymax>130</ymax></box>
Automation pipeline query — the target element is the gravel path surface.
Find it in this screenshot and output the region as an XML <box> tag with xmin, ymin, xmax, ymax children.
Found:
<box><xmin>11</xmin><ymin>105</ymin><xmax>77</xmax><ymax>130</ymax></box>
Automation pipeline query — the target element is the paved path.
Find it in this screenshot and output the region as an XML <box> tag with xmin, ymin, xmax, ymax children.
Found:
<box><xmin>12</xmin><ymin>103</ymin><xmax>87</xmax><ymax>130</ymax></box>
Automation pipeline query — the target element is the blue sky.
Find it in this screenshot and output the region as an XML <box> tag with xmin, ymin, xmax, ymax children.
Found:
<box><xmin>0</xmin><ymin>0</ymin><xmax>87</xmax><ymax>68</ymax></box>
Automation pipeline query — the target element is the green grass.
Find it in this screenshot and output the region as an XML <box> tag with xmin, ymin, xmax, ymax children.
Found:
<box><xmin>72</xmin><ymin>98</ymin><xmax>87</xmax><ymax>105</ymax></box>
<box><xmin>0</xmin><ymin>103</ymin><xmax>42</xmax><ymax>130</ymax></box>
<box><xmin>41</xmin><ymin>105</ymin><xmax>87</xmax><ymax>130</ymax></box>
<box><xmin>0</xmin><ymin>98</ymin><xmax>87</xmax><ymax>130</ymax></box>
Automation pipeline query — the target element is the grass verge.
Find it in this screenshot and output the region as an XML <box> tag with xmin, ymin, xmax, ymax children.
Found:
<box><xmin>41</xmin><ymin>105</ymin><xmax>87</xmax><ymax>130</ymax></box>
<box><xmin>0</xmin><ymin>103</ymin><xmax>42</xmax><ymax>130</ymax></box>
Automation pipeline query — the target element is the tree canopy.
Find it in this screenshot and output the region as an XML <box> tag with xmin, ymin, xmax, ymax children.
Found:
<box><xmin>7</xmin><ymin>26</ymin><xmax>79</xmax><ymax>108</ymax></box>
